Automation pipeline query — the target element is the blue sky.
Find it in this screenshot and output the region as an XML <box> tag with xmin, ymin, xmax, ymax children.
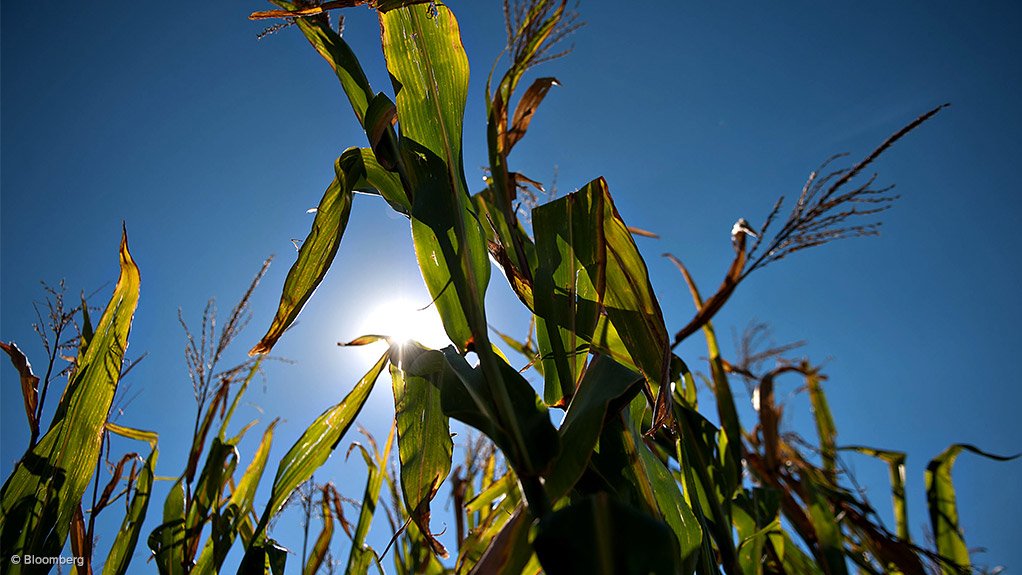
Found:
<box><xmin>2</xmin><ymin>0</ymin><xmax>1020</xmax><ymax>571</ymax></box>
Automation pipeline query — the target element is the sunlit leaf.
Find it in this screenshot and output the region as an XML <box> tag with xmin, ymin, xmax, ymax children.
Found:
<box><xmin>391</xmin><ymin>342</ymin><xmax>454</xmax><ymax>558</ymax></box>
<box><xmin>194</xmin><ymin>421</ymin><xmax>278</xmax><ymax>574</ymax></box>
<box><xmin>380</xmin><ymin>2</ymin><xmax>490</xmax><ymax>353</ymax></box>
<box><xmin>925</xmin><ymin>444</ymin><xmax>1019</xmax><ymax>574</ymax></box>
<box><xmin>102</xmin><ymin>423</ymin><xmax>158</xmax><ymax>575</ymax></box>
<box><xmin>304</xmin><ymin>489</ymin><xmax>334</xmax><ymax>575</ymax></box>
<box><xmin>248</xmin><ymin>350</ymin><xmax>389</xmax><ymax>550</ymax></box>
<box><xmin>250</xmin><ymin>150</ymin><xmax>366</xmax><ymax>355</ymax></box>
<box><xmin>0</xmin><ymin>229</ymin><xmax>140</xmax><ymax>568</ymax></box>
<box><xmin>345</xmin><ymin>426</ymin><xmax>394</xmax><ymax>575</ymax></box>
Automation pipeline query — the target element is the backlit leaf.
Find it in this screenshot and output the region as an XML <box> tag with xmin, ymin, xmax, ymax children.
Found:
<box><xmin>0</xmin><ymin>229</ymin><xmax>140</xmax><ymax>569</ymax></box>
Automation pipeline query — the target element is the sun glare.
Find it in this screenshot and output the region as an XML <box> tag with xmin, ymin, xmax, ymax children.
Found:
<box><xmin>353</xmin><ymin>297</ymin><xmax>451</xmax><ymax>351</ymax></box>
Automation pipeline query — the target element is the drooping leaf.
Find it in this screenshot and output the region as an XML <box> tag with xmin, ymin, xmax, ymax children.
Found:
<box><xmin>0</xmin><ymin>341</ymin><xmax>40</xmax><ymax>444</ymax></box>
<box><xmin>841</xmin><ymin>446</ymin><xmax>909</xmax><ymax>541</ymax></box>
<box><xmin>0</xmin><ymin>229</ymin><xmax>140</xmax><ymax>570</ymax></box>
<box><xmin>505</xmin><ymin>77</ymin><xmax>558</xmax><ymax>152</ymax></box>
<box><xmin>533</xmin><ymin>493</ymin><xmax>678</xmax><ymax>575</ymax></box>
<box><xmin>925</xmin><ymin>444</ymin><xmax>1019</xmax><ymax>574</ymax></box>
<box><xmin>250</xmin><ymin>150</ymin><xmax>364</xmax><ymax>355</ymax></box>
<box><xmin>391</xmin><ymin>342</ymin><xmax>454</xmax><ymax>558</ymax></box>
<box><xmin>532</xmin><ymin>177</ymin><xmax>671</xmax><ymax>419</ymax></box>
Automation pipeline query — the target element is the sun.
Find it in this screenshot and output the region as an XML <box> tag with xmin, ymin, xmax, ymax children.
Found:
<box><xmin>353</xmin><ymin>296</ymin><xmax>451</xmax><ymax>351</ymax></box>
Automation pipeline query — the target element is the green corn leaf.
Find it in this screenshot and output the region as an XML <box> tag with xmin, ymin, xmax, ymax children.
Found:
<box><xmin>532</xmin><ymin>183</ymin><xmax>604</xmax><ymax>404</ymax></box>
<box><xmin>925</xmin><ymin>444</ymin><xmax>1019</xmax><ymax>574</ymax></box>
<box><xmin>545</xmin><ymin>355</ymin><xmax>644</xmax><ymax>499</ymax></box>
<box><xmin>438</xmin><ymin>347</ymin><xmax>559</xmax><ymax>478</ymax></box>
<box><xmin>672</xmin><ymin>399</ymin><xmax>741</xmax><ymax>574</ymax></box>
<box><xmin>391</xmin><ymin>342</ymin><xmax>454</xmax><ymax>558</ymax></box>
<box><xmin>250</xmin><ymin>149</ymin><xmax>363</xmax><ymax>355</ymax></box>
<box><xmin>801</xmin><ymin>469</ymin><xmax>848</xmax><ymax>575</ymax></box>
<box><xmin>533</xmin><ymin>493</ymin><xmax>678</xmax><ymax>575</ymax></box>
<box><xmin>380</xmin><ymin>3</ymin><xmax>490</xmax><ymax>353</ymax></box>
<box><xmin>0</xmin><ymin>229</ymin><xmax>140</xmax><ymax>571</ymax></box>
<box><xmin>623</xmin><ymin>398</ymin><xmax>702</xmax><ymax>572</ymax></box>
<box><xmin>268</xmin><ymin>1</ymin><xmax>375</xmax><ymax>124</ymax></box>
<box><xmin>248</xmin><ymin>350</ymin><xmax>389</xmax><ymax>549</ymax></box>
<box><xmin>150</xmin><ymin>478</ymin><xmax>186</xmax><ymax>575</ymax></box>
<box><xmin>733</xmin><ymin>488</ymin><xmax>782</xmax><ymax>575</ymax></box>
<box><xmin>304</xmin><ymin>495</ymin><xmax>334</xmax><ymax>575</ymax></box>
<box><xmin>840</xmin><ymin>445</ymin><xmax>909</xmax><ymax>541</ymax></box>
<box><xmin>345</xmin><ymin>426</ymin><xmax>394</xmax><ymax>575</ymax></box>
<box><xmin>102</xmin><ymin>423</ymin><xmax>159</xmax><ymax>575</ymax></box>
<box><xmin>185</xmin><ymin>438</ymin><xmax>239</xmax><ymax>561</ymax></box>
<box><xmin>459</xmin><ymin>505</ymin><xmax>534</xmax><ymax>575</ymax></box>
<box><xmin>807</xmin><ymin>370</ymin><xmax>837</xmax><ymax>480</ymax></box>
<box><xmin>194</xmin><ymin>420</ymin><xmax>279</xmax><ymax>575</ymax></box>
<box><xmin>532</xmin><ymin>177</ymin><xmax>671</xmax><ymax>416</ymax></box>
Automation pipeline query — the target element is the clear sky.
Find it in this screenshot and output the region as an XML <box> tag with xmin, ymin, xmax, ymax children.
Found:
<box><xmin>2</xmin><ymin>0</ymin><xmax>1020</xmax><ymax>571</ymax></box>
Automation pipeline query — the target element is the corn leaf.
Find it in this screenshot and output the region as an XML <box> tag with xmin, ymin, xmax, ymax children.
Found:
<box><xmin>925</xmin><ymin>444</ymin><xmax>1019</xmax><ymax>574</ymax></box>
<box><xmin>248</xmin><ymin>350</ymin><xmax>389</xmax><ymax>551</ymax></box>
<box><xmin>545</xmin><ymin>355</ymin><xmax>644</xmax><ymax>499</ymax></box>
<box><xmin>380</xmin><ymin>3</ymin><xmax>490</xmax><ymax>353</ymax></box>
<box><xmin>533</xmin><ymin>493</ymin><xmax>678</xmax><ymax>575</ymax></box>
<box><xmin>251</xmin><ymin>150</ymin><xmax>368</xmax><ymax>355</ymax></box>
<box><xmin>391</xmin><ymin>343</ymin><xmax>454</xmax><ymax>558</ymax></box>
<box><xmin>532</xmin><ymin>178</ymin><xmax>671</xmax><ymax>418</ymax></box>
<box><xmin>304</xmin><ymin>494</ymin><xmax>334</xmax><ymax>575</ymax></box>
<box><xmin>841</xmin><ymin>446</ymin><xmax>909</xmax><ymax>541</ymax></box>
<box><xmin>344</xmin><ymin>426</ymin><xmax>394</xmax><ymax>575</ymax></box>
<box><xmin>194</xmin><ymin>421</ymin><xmax>278</xmax><ymax>574</ymax></box>
<box><xmin>103</xmin><ymin>423</ymin><xmax>159</xmax><ymax>575</ymax></box>
<box><xmin>438</xmin><ymin>347</ymin><xmax>559</xmax><ymax>478</ymax></box>
<box><xmin>150</xmin><ymin>478</ymin><xmax>186</xmax><ymax>575</ymax></box>
<box><xmin>532</xmin><ymin>183</ymin><xmax>604</xmax><ymax>404</ymax></box>
<box><xmin>0</xmin><ymin>342</ymin><xmax>40</xmax><ymax>444</ymax></box>
<box><xmin>807</xmin><ymin>371</ymin><xmax>837</xmax><ymax>479</ymax></box>
<box><xmin>623</xmin><ymin>398</ymin><xmax>702</xmax><ymax>571</ymax></box>
<box><xmin>0</xmin><ymin>229</ymin><xmax>140</xmax><ymax>570</ymax></box>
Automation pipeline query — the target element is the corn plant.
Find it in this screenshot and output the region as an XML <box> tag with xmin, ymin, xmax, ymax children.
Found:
<box><xmin>1</xmin><ymin>1</ymin><xmax>1017</xmax><ymax>574</ymax></box>
<box><xmin>243</xmin><ymin>0</ymin><xmax>1016</xmax><ymax>573</ymax></box>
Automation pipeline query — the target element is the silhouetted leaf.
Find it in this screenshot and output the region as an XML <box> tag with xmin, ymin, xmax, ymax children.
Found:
<box><xmin>534</xmin><ymin>493</ymin><xmax>678</xmax><ymax>575</ymax></box>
